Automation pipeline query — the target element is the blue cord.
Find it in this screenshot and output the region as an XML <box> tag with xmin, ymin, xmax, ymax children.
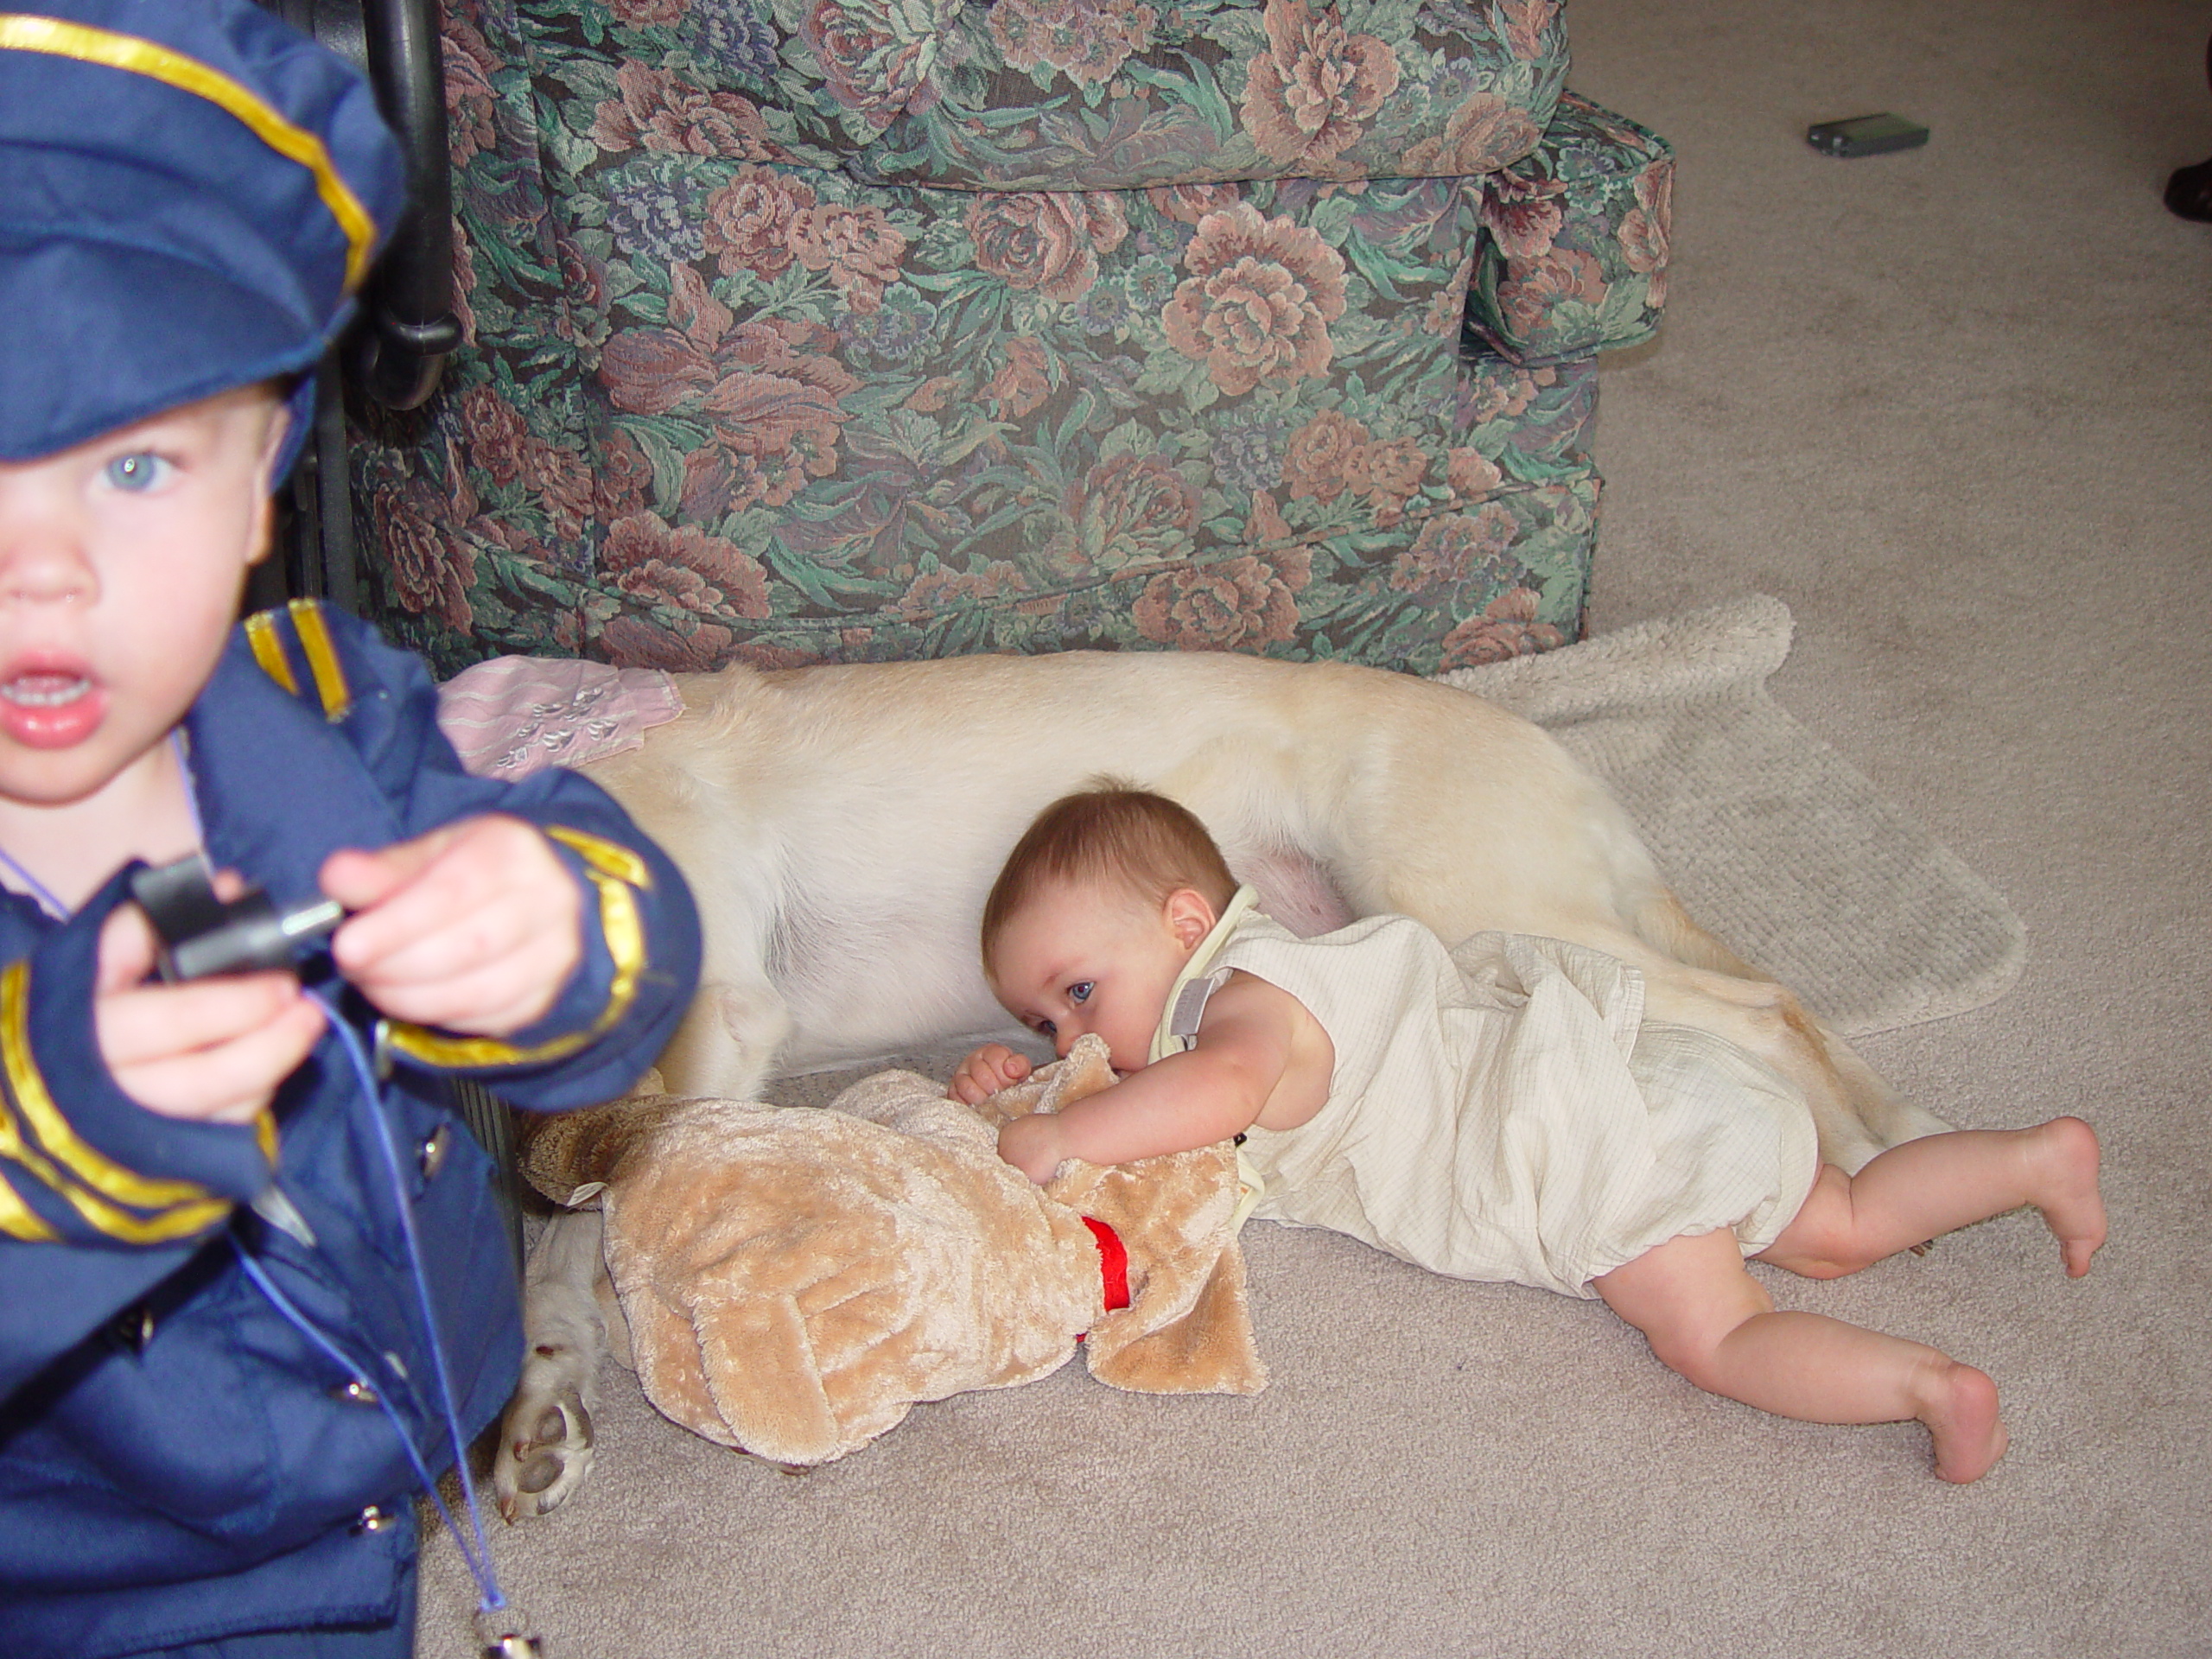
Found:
<box><xmin>230</xmin><ymin>1243</ymin><xmax>504</xmax><ymax>1612</ymax></box>
<box><xmin>232</xmin><ymin>988</ymin><xmax>510</xmax><ymax>1620</ymax></box>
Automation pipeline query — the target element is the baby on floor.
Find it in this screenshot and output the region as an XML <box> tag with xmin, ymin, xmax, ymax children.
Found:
<box><xmin>950</xmin><ymin>787</ymin><xmax>2104</xmax><ymax>1483</ymax></box>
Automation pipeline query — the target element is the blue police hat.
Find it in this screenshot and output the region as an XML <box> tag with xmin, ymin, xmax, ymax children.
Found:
<box><xmin>0</xmin><ymin>0</ymin><xmax>406</xmax><ymax>466</ymax></box>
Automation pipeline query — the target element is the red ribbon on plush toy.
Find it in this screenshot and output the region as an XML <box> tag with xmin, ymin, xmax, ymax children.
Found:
<box><xmin>1082</xmin><ymin>1216</ymin><xmax>1131</xmax><ymax>1313</ymax></box>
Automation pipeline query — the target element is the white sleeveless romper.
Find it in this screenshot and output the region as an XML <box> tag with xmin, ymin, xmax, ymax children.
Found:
<box><xmin>1159</xmin><ymin>893</ymin><xmax>1821</xmax><ymax>1299</ymax></box>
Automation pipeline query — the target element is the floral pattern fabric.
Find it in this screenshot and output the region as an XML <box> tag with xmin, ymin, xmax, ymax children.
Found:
<box><xmin>347</xmin><ymin>0</ymin><xmax>1669</xmax><ymax>679</ymax></box>
<box><xmin>543</xmin><ymin>0</ymin><xmax>1570</xmax><ymax>188</ymax></box>
<box><xmin>1464</xmin><ymin>91</ymin><xmax>1672</xmax><ymax>364</ymax></box>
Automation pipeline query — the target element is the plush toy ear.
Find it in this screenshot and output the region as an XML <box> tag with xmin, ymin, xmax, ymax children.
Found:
<box><xmin>1084</xmin><ymin>1237</ymin><xmax>1267</xmax><ymax>1395</ymax></box>
<box><xmin>1059</xmin><ymin>1137</ymin><xmax>1268</xmax><ymax>1397</ymax></box>
<box><xmin>963</xmin><ymin>1037</ymin><xmax>1109</xmax><ymax>1129</ymax></box>
<box><xmin>1034</xmin><ymin>1034</ymin><xmax>1119</xmax><ymax>1110</ymax></box>
<box><xmin>517</xmin><ymin>1093</ymin><xmax>689</xmax><ymax>1205</ymax></box>
<box><xmin>1033</xmin><ymin>1034</ymin><xmax>1268</xmax><ymax>1397</ymax></box>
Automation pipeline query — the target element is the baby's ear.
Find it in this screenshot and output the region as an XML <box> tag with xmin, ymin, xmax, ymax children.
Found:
<box><xmin>1163</xmin><ymin>887</ymin><xmax>1217</xmax><ymax>950</ymax></box>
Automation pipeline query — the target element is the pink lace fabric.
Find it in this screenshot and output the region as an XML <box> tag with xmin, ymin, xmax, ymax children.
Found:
<box><xmin>435</xmin><ymin>656</ymin><xmax>683</xmax><ymax>781</ymax></box>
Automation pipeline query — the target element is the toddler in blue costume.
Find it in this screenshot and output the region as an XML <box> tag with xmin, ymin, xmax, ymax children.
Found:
<box><xmin>0</xmin><ymin>4</ymin><xmax>702</xmax><ymax>1654</ymax></box>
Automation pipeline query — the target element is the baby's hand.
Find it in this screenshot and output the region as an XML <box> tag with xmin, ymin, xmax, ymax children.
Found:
<box><xmin>996</xmin><ymin>1111</ymin><xmax>1065</xmax><ymax>1185</ymax></box>
<box><xmin>948</xmin><ymin>1042</ymin><xmax>1033</xmax><ymax>1104</ymax></box>
<box><xmin>94</xmin><ymin>896</ymin><xmax>326</xmax><ymax>1126</ymax></box>
<box><xmin>321</xmin><ymin>816</ymin><xmax>582</xmax><ymax>1037</ymax></box>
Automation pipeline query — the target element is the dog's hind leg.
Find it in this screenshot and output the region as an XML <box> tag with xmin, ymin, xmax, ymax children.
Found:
<box><xmin>495</xmin><ymin>1207</ymin><xmax>607</xmax><ymax>1522</ymax></box>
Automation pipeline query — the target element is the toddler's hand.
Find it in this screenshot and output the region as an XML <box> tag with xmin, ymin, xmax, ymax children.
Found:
<box><xmin>321</xmin><ymin>816</ymin><xmax>582</xmax><ymax>1037</ymax></box>
<box><xmin>948</xmin><ymin>1042</ymin><xmax>1032</xmax><ymax>1104</ymax></box>
<box><xmin>996</xmin><ymin>1111</ymin><xmax>1065</xmax><ymax>1185</ymax></box>
<box><xmin>94</xmin><ymin>895</ymin><xmax>326</xmax><ymax>1126</ymax></box>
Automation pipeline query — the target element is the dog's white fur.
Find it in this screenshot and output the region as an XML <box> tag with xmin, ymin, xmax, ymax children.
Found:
<box><xmin>493</xmin><ymin>650</ymin><xmax>1948</xmax><ymax>1516</ymax></box>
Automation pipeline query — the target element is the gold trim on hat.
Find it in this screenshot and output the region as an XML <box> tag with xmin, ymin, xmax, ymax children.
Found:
<box><xmin>0</xmin><ymin>13</ymin><xmax>379</xmax><ymax>291</ymax></box>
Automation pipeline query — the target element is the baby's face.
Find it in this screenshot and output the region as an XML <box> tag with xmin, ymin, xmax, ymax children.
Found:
<box><xmin>0</xmin><ymin>385</ymin><xmax>284</xmax><ymax>808</ymax></box>
<box><xmin>988</xmin><ymin>879</ymin><xmax>1202</xmax><ymax>1073</ymax></box>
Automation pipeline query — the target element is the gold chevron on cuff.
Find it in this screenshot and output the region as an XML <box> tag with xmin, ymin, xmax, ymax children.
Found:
<box><xmin>382</xmin><ymin>864</ymin><xmax>645</xmax><ymax>1071</ymax></box>
<box><xmin>0</xmin><ymin>963</ymin><xmax>239</xmax><ymax>1244</ymax></box>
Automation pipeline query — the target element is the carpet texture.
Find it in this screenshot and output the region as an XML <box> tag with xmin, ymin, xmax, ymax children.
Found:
<box><xmin>412</xmin><ymin>1</ymin><xmax>2212</xmax><ymax>1653</ymax></box>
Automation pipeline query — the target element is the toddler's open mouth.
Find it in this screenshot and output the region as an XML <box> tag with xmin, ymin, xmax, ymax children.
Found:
<box><xmin>2</xmin><ymin>673</ymin><xmax>91</xmax><ymax>709</ymax></box>
<box><xmin>0</xmin><ymin>668</ymin><xmax>103</xmax><ymax>748</ymax></box>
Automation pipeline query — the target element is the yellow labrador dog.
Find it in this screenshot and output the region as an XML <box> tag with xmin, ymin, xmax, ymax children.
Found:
<box><xmin>494</xmin><ymin>650</ymin><xmax>1948</xmax><ymax>1516</ymax></box>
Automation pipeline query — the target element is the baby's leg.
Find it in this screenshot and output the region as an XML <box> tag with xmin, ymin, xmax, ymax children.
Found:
<box><xmin>1594</xmin><ymin>1229</ymin><xmax>2007</xmax><ymax>1482</ymax></box>
<box><xmin>1759</xmin><ymin>1116</ymin><xmax>2104</xmax><ymax>1281</ymax></box>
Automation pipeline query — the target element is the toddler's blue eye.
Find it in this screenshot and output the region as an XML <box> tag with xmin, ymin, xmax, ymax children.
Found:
<box><xmin>1037</xmin><ymin>1019</ymin><xmax>1057</xmax><ymax>1039</ymax></box>
<box><xmin>105</xmin><ymin>453</ymin><xmax>171</xmax><ymax>493</ymax></box>
<box><xmin>1069</xmin><ymin>982</ymin><xmax>1093</xmax><ymax>1004</ymax></box>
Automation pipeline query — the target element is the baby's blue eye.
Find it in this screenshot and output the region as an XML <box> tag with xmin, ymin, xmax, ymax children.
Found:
<box><xmin>1036</xmin><ymin>1019</ymin><xmax>1057</xmax><ymax>1039</ymax></box>
<box><xmin>104</xmin><ymin>453</ymin><xmax>172</xmax><ymax>493</ymax></box>
<box><xmin>1069</xmin><ymin>982</ymin><xmax>1093</xmax><ymax>1005</ymax></box>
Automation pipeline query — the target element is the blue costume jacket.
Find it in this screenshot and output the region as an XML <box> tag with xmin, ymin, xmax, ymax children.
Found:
<box><xmin>0</xmin><ymin>603</ymin><xmax>701</xmax><ymax>1656</ymax></box>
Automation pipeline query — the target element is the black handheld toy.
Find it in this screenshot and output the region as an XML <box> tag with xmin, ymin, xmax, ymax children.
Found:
<box><xmin>128</xmin><ymin>855</ymin><xmax>345</xmax><ymax>982</ymax></box>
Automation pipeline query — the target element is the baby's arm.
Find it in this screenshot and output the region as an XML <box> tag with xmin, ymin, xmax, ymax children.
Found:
<box><xmin>997</xmin><ymin>976</ymin><xmax>1300</xmax><ymax>1183</ymax></box>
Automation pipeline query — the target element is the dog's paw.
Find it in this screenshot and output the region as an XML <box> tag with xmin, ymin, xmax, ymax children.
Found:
<box><xmin>494</xmin><ymin>1365</ymin><xmax>594</xmax><ymax>1522</ymax></box>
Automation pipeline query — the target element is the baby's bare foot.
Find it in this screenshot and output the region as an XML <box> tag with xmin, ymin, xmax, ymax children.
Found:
<box><xmin>2030</xmin><ymin>1116</ymin><xmax>2105</xmax><ymax>1277</ymax></box>
<box><xmin>1923</xmin><ymin>1361</ymin><xmax>2007</xmax><ymax>1484</ymax></box>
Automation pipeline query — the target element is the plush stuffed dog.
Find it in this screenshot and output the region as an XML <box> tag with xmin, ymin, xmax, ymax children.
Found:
<box><xmin>517</xmin><ymin>1036</ymin><xmax>1264</xmax><ymax>1468</ymax></box>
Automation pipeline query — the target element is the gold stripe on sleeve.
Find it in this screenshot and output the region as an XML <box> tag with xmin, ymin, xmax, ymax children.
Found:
<box><xmin>0</xmin><ymin>1083</ymin><xmax>232</xmax><ymax>1245</ymax></box>
<box><xmin>382</xmin><ymin>866</ymin><xmax>645</xmax><ymax>1071</ymax></box>
<box><xmin>0</xmin><ymin>964</ymin><xmax>238</xmax><ymax>1243</ymax></box>
<box><xmin>2</xmin><ymin>963</ymin><xmax>218</xmax><ymax>1211</ymax></box>
<box><xmin>543</xmin><ymin>826</ymin><xmax>653</xmax><ymax>891</ymax></box>
<box><xmin>0</xmin><ymin>1173</ymin><xmax>60</xmax><ymax>1242</ymax></box>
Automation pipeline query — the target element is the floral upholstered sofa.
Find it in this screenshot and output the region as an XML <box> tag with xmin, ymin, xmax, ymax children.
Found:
<box><xmin>350</xmin><ymin>0</ymin><xmax>1671</xmax><ymax>677</ymax></box>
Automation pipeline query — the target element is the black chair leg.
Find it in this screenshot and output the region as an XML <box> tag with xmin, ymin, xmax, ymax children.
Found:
<box><xmin>264</xmin><ymin>356</ymin><xmax>360</xmax><ymax>613</ymax></box>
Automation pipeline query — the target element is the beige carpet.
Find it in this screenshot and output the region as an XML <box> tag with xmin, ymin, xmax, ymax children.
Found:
<box><xmin>414</xmin><ymin>1</ymin><xmax>2212</xmax><ymax>1653</ymax></box>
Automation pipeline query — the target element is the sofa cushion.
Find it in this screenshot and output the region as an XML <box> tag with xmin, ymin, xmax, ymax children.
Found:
<box><xmin>512</xmin><ymin>0</ymin><xmax>1570</xmax><ymax>190</ymax></box>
